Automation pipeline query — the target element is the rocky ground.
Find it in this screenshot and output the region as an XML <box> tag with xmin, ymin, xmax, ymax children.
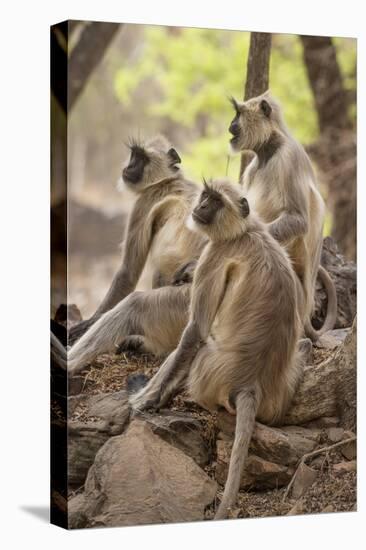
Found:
<box><xmin>63</xmin><ymin>340</ymin><xmax>356</xmax><ymax>527</ymax></box>
<box><xmin>51</xmin><ymin>237</ymin><xmax>357</xmax><ymax>528</ymax></box>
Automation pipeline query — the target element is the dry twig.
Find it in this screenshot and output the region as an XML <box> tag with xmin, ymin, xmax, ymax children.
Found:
<box><xmin>283</xmin><ymin>436</ymin><xmax>356</xmax><ymax>501</ymax></box>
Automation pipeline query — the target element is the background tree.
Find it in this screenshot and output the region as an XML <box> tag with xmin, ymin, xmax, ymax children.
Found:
<box><xmin>239</xmin><ymin>32</ymin><xmax>272</xmax><ymax>179</ymax></box>
<box><xmin>300</xmin><ymin>35</ymin><xmax>356</xmax><ymax>260</ymax></box>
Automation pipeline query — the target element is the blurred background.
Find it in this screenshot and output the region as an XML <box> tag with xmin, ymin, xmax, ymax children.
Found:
<box><xmin>51</xmin><ymin>22</ymin><xmax>356</xmax><ymax>319</ymax></box>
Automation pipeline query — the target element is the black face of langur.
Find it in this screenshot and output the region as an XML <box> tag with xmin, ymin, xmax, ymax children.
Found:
<box><xmin>122</xmin><ymin>139</ymin><xmax>182</xmax><ymax>191</ymax></box>
<box><xmin>189</xmin><ymin>181</ymin><xmax>250</xmax><ymax>241</ymax></box>
<box><xmin>228</xmin><ymin>95</ymin><xmax>273</xmax><ymax>152</ymax></box>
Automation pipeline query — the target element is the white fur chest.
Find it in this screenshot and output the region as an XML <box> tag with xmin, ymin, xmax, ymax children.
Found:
<box><xmin>243</xmin><ymin>170</ymin><xmax>283</xmax><ymax>222</ymax></box>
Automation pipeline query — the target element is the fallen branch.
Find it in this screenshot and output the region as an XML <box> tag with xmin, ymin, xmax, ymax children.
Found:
<box><xmin>282</xmin><ymin>435</ymin><xmax>356</xmax><ymax>501</ymax></box>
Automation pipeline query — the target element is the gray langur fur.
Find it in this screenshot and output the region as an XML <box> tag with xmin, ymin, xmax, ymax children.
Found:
<box><xmin>229</xmin><ymin>92</ymin><xmax>337</xmax><ymax>341</ymax></box>
<box><xmin>67</xmin><ymin>136</ymin><xmax>207</xmax><ymax>374</ymax></box>
<box><xmin>130</xmin><ymin>179</ymin><xmax>303</xmax><ymax>519</ymax></box>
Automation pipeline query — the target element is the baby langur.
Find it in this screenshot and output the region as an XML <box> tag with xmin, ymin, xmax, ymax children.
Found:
<box><xmin>67</xmin><ymin>136</ymin><xmax>207</xmax><ymax>374</ymax></box>
<box><xmin>228</xmin><ymin>92</ymin><xmax>337</xmax><ymax>341</ymax></box>
<box><xmin>130</xmin><ymin>179</ymin><xmax>303</xmax><ymax>519</ymax></box>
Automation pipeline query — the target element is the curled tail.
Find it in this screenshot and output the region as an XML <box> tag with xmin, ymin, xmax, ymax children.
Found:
<box><xmin>305</xmin><ymin>265</ymin><xmax>337</xmax><ymax>342</ymax></box>
<box><xmin>215</xmin><ymin>388</ymin><xmax>259</xmax><ymax>520</ymax></box>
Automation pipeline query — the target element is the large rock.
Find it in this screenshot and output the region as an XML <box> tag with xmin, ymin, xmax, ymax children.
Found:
<box><xmin>73</xmin><ymin>420</ymin><xmax>217</xmax><ymax>528</ymax></box>
<box><xmin>290</xmin><ymin>463</ymin><xmax>317</xmax><ymax>499</ymax></box>
<box><xmin>285</xmin><ymin>317</ymin><xmax>356</xmax><ymax>426</ymax></box>
<box><xmin>69</xmin><ymin>390</ymin><xmax>130</xmax><ymax>435</ymax></box>
<box><xmin>315</xmin><ymin>328</ymin><xmax>350</xmax><ymax>350</ymax></box>
<box><xmin>314</xmin><ymin>237</ymin><xmax>356</xmax><ymax>330</ymax></box>
<box><xmin>216</xmin><ymin>440</ymin><xmax>294</xmax><ymax>490</ymax></box>
<box><xmin>68</xmin><ymin>421</ymin><xmax>109</xmax><ymax>487</ymax></box>
<box><xmin>138</xmin><ymin>410</ymin><xmax>210</xmax><ymax>467</ymax></box>
<box><xmin>217</xmin><ymin>414</ymin><xmax>318</xmax><ymax>466</ymax></box>
<box><xmin>68</xmin><ymin>391</ymin><xmax>131</xmax><ymax>487</ymax></box>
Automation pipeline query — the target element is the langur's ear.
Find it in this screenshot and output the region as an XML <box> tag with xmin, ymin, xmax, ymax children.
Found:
<box><xmin>229</xmin><ymin>95</ymin><xmax>240</xmax><ymax>114</ymax></box>
<box><xmin>239</xmin><ymin>197</ymin><xmax>250</xmax><ymax>218</ymax></box>
<box><xmin>260</xmin><ymin>99</ymin><xmax>272</xmax><ymax>118</ymax></box>
<box><xmin>167</xmin><ymin>148</ymin><xmax>181</xmax><ymax>166</ymax></box>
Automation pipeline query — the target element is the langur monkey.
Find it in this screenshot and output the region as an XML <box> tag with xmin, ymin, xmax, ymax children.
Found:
<box><xmin>228</xmin><ymin>92</ymin><xmax>337</xmax><ymax>341</ymax></box>
<box><xmin>69</xmin><ymin>135</ymin><xmax>203</xmax><ymax>344</ymax></box>
<box><xmin>67</xmin><ymin>136</ymin><xmax>207</xmax><ymax>374</ymax></box>
<box><xmin>130</xmin><ymin>179</ymin><xmax>303</xmax><ymax>519</ymax></box>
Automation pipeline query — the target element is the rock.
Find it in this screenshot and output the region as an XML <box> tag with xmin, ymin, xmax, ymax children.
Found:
<box><xmin>314</xmin><ymin>237</ymin><xmax>356</xmax><ymax>330</ymax></box>
<box><xmin>284</xmin><ymin>318</ymin><xmax>356</xmax><ymax>426</ymax></box>
<box><xmin>68</xmin><ymin>376</ymin><xmax>85</xmax><ymax>396</ymax></box>
<box><xmin>340</xmin><ymin>431</ymin><xmax>356</xmax><ymax>460</ymax></box>
<box><xmin>321</xmin><ymin>504</ymin><xmax>335</xmax><ymax>513</ymax></box>
<box><xmin>138</xmin><ymin>410</ymin><xmax>210</xmax><ymax>467</ymax></box>
<box><xmin>69</xmin><ymin>390</ymin><xmax>130</xmax><ymax>435</ymax></box>
<box><xmin>304</xmin><ymin>416</ymin><xmax>340</xmax><ymax>429</ymax></box>
<box><xmin>252</xmin><ymin>423</ymin><xmax>317</xmax><ymax>466</ymax></box>
<box><xmin>281</xmin><ymin>425</ymin><xmax>321</xmax><ymax>442</ymax></box>
<box><xmin>332</xmin><ymin>460</ymin><xmax>356</xmax><ymax>475</ymax></box>
<box><xmin>315</xmin><ymin>328</ymin><xmax>350</xmax><ymax>350</ymax></box>
<box><xmin>327</xmin><ymin>427</ymin><xmax>345</xmax><ymax>443</ymax></box>
<box><xmin>217</xmin><ymin>413</ymin><xmax>317</xmax><ymax>466</ymax></box>
<box><xmin>68</xmin><ymin>421</ymin><xmax>110</xmax><ymax>487</ymax></box>
<box><xmin>68</xmin><ymin>493</ymin><xmax>87</xmax><ymax>529</ymax></box>
<box><xmin>54</xmin><ymin>303</ymin><xmax>82</xmax><ymax>329</ymax></box>
<box><xmin>78</xmin><ymin>420</ymin><xmax>217</xmax><ymax>527</ymax></box>
<box><xmin>299</xmin><ymin>338</ymin><xmax>313</xmax><ymax>364</ymax></box>
<box><xmin>287</xmin><ymin>498</ymin><xmax>305</xmax><ymax>516</ymax></box>
<box><xmin>291</xmin><ymin>463</ymin><xmax>317</xmax><ymax>499</ymax></box>
<box><xmin>67</xmin><ymin>392</ymin><xmax>131</xmax><ymax>487</ymax></box>
<box><xmin>216</xmin><ymin>440</ymin><xmax>294</xmax><ymax>490</ymax></box>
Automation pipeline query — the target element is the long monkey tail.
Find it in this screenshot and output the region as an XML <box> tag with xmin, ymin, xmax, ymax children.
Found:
<box><xmin>305</xmin><ymin>265</ymin><xmax>338</xmax><ymax>342</ymax></box>
<box><xmin>214</xmin><ymin>388</ymin><xmax>259</xmax><ymax>520</ymax></box>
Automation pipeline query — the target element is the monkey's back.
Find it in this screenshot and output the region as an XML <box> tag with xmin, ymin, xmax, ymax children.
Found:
<box><xmin>188</xmin><ymin>229</ymin><xmax>301</xmax><ymax>423</ymax></box>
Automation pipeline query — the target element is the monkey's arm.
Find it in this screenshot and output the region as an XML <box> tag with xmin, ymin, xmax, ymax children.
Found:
<box><xmin>130</xmin><ymin>258</ymin><xmax>233</xmax><ymax>411</ymax></box>
<box><xmin>268</xmin><ymin>210</ymin><xmax>308</xmax><ymax>243</ymax></box>
<box><xmin>69</xmin><ymin>197</ymin><xmax>176</xmax><ymax>343</ymax></box>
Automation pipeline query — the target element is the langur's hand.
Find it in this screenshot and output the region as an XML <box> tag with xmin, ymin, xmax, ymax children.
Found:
<box><xmin>172</xmin><ymin>260</ymin><xmax>198</xmax><ymax>286</ymax></box>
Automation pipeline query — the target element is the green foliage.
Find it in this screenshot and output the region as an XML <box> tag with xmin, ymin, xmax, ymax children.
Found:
<box><xmin>114</xmin><ymin>27</ymin><xmax>356</xmax><ymax>183</ymax></box>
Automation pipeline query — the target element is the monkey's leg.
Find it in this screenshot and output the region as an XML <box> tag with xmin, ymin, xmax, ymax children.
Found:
<box><xmin>68</xmin><ymin>286</ymin><xmax>190</xmax><ymax>376</ymax></box>
<box><xmin>215</xmin><ymin>386</ymin><xmax>260</xmax><ymax>520</ymax></box>
<box><xmin>129</xmin><ymin>349</ymin><xmax>185</xmax><ymax>412</ymax></box>
<box><xmin>130</xmin><ymin>320</ymin><xmax>204</xmax><ymax>412</ymax></box>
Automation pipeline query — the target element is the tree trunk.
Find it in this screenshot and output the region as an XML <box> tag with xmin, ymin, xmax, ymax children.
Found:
<box><xmin>239</xmin><ymin>32</ymin><xmax>272</xmax><ymax>180</ymax></box>
<box><xmin>68</xmin><ymin>22</ymin><xmax>121</xmax><ymax>111</ymax></box>
<box><xmin>51</xmin><ymin>21</ymin><xmax>121</xmax><ymax>113</ymax></box>
<box><xmin>300</xmin><ymin>35</ymin><xmax>356</xmax><ymax>260</ymax></box>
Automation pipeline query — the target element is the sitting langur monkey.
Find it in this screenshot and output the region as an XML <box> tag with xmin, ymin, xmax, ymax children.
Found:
<box><xmin>69</xmin><ymin>135</ymin><xmax>202</xmax><ymax>344</ymax></box>
<box><xmin>67</xmin><ymin>136</ymin><xmax>207</xmax><ymax>374</ymax></box>
<box><xmin>228</xmin><ymin>92</ymin><xmax>337</xmax><ymax>341</ymax></box>
<box><xmin>130</xmin><ymin>179</ymin><xmax>303</xmax><ymax>519</ymax></box>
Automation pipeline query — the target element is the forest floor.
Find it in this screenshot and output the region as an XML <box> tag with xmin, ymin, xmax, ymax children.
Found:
<box><xmin>69</xmin><ymin>344</ymin><xmax>357</xmax><ymax>520</ymax></box>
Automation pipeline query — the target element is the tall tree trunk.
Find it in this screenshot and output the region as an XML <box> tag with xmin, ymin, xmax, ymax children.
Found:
<box><xmin>51</xmin><ymin>21</ymin><xmax>121</xmax><ymax>113</ymax></box>
<box><xmin>239</xmin><ymin>32</ymin><xmax>272</xmax><ymax>180</ymax></box>
<box><xmin>68</xmin><ymin>22</ymin><xmax>121</xmax><ymax>111</ymax></box>
<box><xmin>300</xmin><ymin>35</ymin><xmax>356</xmax><ymax>260</ymax></box>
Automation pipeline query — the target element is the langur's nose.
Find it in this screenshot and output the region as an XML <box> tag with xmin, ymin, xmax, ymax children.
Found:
<box><xmin>229</xmin><ymin>119</ymin><xmax>240</xmax><ymax>135</ymax></box>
